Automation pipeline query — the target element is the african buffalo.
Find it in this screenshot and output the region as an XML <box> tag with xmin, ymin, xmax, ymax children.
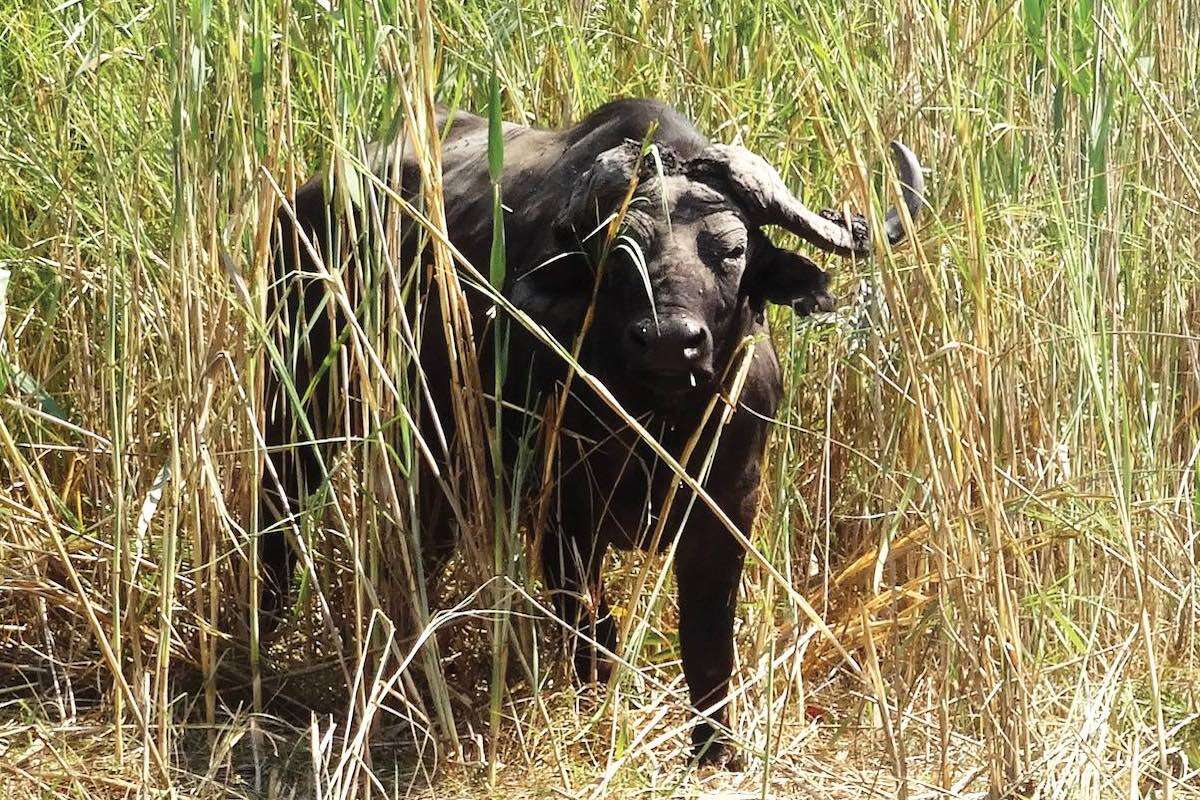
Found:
<box><xmin>259</xmin><ymin>98</ymin><xmax>924</xmax><ymax>768</ymax></box>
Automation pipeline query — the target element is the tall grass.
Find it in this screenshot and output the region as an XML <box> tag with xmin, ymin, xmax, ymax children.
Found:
<box><xmin>1</xmin><ymin>1</ymin><xmax>1198</xmax><ymax>797</ymax></box>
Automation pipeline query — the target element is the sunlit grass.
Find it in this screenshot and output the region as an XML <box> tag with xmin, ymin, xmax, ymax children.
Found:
<box><xmin>1</xmin><ymin>1</ymin><xmax>1198</xmax><ymax>798</ymax></box>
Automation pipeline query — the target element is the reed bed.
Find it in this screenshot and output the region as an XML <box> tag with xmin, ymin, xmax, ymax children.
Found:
<box><xmin>1</xmin><ymin>1</ymin><xmax>1198</xmax><ymax>797</ymax></box>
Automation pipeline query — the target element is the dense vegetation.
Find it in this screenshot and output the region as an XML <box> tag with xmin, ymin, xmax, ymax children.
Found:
<box><xmin>1</xmin><ymin>1</ymin><xmax>1197</xmax><ymax>797</ymax></box>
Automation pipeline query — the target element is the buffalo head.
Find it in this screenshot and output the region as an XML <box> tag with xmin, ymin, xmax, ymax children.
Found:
<box><xmin>520</xmin><ymin>137</ymin><xmax>925</xmax><ymax>402</ymax></box>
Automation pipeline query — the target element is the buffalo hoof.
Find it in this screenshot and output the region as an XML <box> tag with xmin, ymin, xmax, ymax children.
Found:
<box><xmin>573</xmin><ymin>650</ymin><xmax>615</xmax><ymax>685</ymax></box>
<box><xmin>692</xmin><ymin>736</ymin><xmax>745</xmax><ymax>772</ymax></box>
<box><xmin>256</xmin><ymin>584</ymin><xmax>288</xmax><ymax>638</ymax></box>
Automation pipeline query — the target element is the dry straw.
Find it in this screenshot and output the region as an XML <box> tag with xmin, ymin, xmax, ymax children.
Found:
<box><xmin>1</xmin><ymin>1</ymin><xmax>1197</xmax><ymax>798</ymax></box>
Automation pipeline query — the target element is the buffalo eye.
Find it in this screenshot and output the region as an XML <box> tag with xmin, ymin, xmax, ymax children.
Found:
<box><xmin>699</xmin><ymin>229</ymin><xmax>747</xmax><ymax>271</ymax></box>
<box><xmin>722</xmin><ymin>242</ymin><xmax>745</xmax><ymax>261</ymax></box>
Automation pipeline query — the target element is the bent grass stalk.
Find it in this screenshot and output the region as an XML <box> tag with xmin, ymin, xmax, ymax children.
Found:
<box><xmin>0</xmin><ymin>0</ymin><xmax>1197</xmax><ymax>797</ymax></box>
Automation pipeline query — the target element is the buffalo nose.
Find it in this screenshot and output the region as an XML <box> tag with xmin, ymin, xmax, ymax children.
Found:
<box><xmin>626</xmin><ymin>315</ymin><xmax>713</xmax><ymax>376</ymax></box>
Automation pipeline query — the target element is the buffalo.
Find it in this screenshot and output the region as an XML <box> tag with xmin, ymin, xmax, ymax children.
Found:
<box><xmin>259</xmin><ymin>98</ymin><xmax>924</xmax><ymax>768</ymax></box>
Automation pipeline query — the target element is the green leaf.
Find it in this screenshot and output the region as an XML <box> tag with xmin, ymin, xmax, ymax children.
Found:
<box><xmin>487</xmin><ymin>66</ymin><xmax>504</xmax><ymax>185</ymax></box>
<box><xmin>0</xmin><ymin>270</ymin><xmax>54</xmax><ymax>415</ymax></box>
<box><xmin>0</xmin><ymin>267</ymin><xmax>9</xmax><ymax>350</ymax></box>
<box><xmin>486</xmin><ymin>65</ymin><xmax>506</xmax><ymax>293</ymax></box>
<box><xmin>3</xmin><ymin>359</ymin><xmax>70</xmax><ymax>423</ymax></box>
<box><xmin>1021</xmin><ymin>0</ymin><xmax>1046</xmax><ymax>47</ymax></box>
<box><xmin>338</xmin><ymin>153</ymin><xmax>363</xmax><ymax>210</ymax></box>
<box><xmin>250</xmin><ymin>12</ymin><xmax>267</xmax><ymax>158</ymax></box>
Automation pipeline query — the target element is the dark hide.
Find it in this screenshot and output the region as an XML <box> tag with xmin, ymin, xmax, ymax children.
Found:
<box><xmin>259</xmin><ymin>99</ymin><xmax>921</xmax><ymax>769</ymax></box>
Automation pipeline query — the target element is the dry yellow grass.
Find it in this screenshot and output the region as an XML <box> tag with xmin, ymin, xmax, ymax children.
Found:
<box><xmin>1</xmin><ymin>0</ymin><xmax>1198</xmax><ymax>797</ymax></box>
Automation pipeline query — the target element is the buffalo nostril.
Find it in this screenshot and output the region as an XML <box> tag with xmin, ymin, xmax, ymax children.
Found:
<box><xmin>627</xmin><ymin>316</ymin><xmax>711</xmax><ymax>375</ymax></box>
<box><xmin>680</xmin><ymin>323</ymin><xmax>708</xmax><ymax>362</ymax></box>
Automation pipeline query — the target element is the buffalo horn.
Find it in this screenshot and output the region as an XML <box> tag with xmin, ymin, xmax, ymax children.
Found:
<box><xmin>688</xmin><ymin>141</ymin><xmax>925</xmax><ymax>257</ymax></box>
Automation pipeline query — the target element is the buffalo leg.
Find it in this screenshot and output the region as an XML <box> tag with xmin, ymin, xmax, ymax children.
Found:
<box><xmin>676</xmin><ymin>524</ymin><xmax>746</xmax><ymax>768</ymax></box>
<box><xmin>259</xmin><ymin>189</ymin><xmax>334</xmax><ymax>628</ymax></box>
<box><xmin>258</xmin><ymin>334</ymin><xmax>329</xmax><ymax>626</ymax></box>
<box><xmin>541</xmin><ymin>529</ymin><xmax>617</xmax><ymax>683</ymax></box>
<box><xmin>259</xmin><ymin>443</ymin><xmax>323</xmax><ymax>622</ymax></box>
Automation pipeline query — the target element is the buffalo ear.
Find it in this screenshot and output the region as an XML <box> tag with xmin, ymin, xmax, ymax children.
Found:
<box><xmin>743</xmin><ymin>242</ymin><xmax>836</xmax><ymax>316</ymax></box>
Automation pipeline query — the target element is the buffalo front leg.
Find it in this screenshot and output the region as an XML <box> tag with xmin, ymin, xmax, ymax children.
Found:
<box><xmin>676</xmin><ymin>525</ymin><xmax>746</xmax><ymax>769</ymax></box>
<box><xmin>541</xmin><ymin>529</ymin><xmax>617</xmax><ymax>684</ymax></box>
<box><xmin>672</xmin><ymin>333</ymin><xmax>775</xmax><ymax>770</ymax></box>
